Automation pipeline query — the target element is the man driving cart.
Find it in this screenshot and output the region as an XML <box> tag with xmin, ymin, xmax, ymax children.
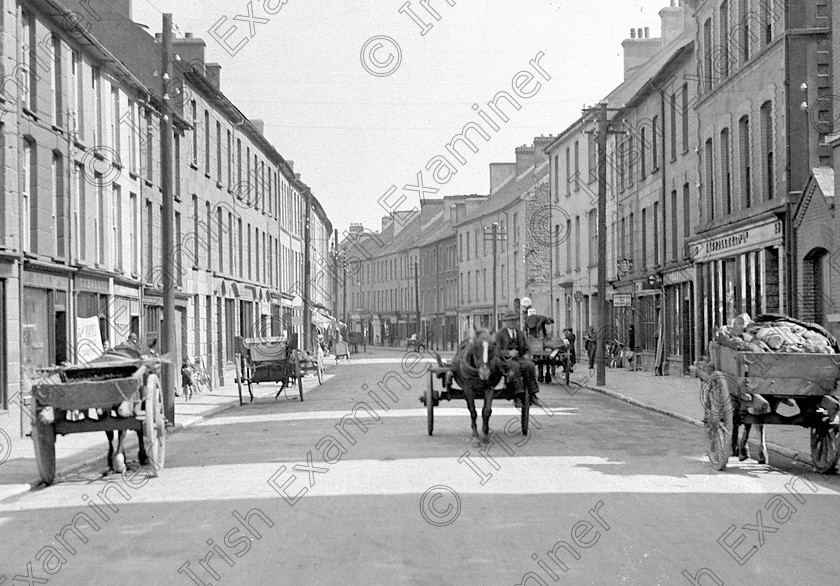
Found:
<box><xmin>495</xmin><ymin>312</ymin><xmax>543</xmax><ymax>408</ymax></box>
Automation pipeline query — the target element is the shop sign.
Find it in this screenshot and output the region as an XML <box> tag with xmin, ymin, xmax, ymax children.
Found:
<box><xmin>692</xmin><ymin>220</ymin><xmax>783</xmax><ymax>263</ymax></box>
<box><xmin>76</xmin><ymin>275</ymin><xmax>109</xmax><ymax>293</ymax></box>
<box><xmin>76</xmin><ymin>316</ymin><xmax>104</xmax><ymax>363</ymax></box>
<box><xmin>612</xmin><ymin>294</ymin><xmax>632</xmax><ymax>307</ymax></box>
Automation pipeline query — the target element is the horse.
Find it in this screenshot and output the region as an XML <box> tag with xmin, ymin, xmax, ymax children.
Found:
<box><xmin>88</xmin><ymin>337</ymin><xmax>151</xmax><ymax>473</ymax></box>
<box><xmin>450</xmin><ymin>330</ymin><xmax>506</xmax><ymax>441</ymax></box>
<box><xmin>525</xmin><ymin>315</ymin><xmax>554</xmax><ymax>339</ymax></box>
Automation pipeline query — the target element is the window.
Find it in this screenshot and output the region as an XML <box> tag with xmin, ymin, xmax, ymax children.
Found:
<box><xmin>629</xmin><ymin>212</ymin><xmax>635</xmax><ymax>261</ymax></box>
<box><xmin>738</xmin><ymin>0</ymin><xmax>750</xmax><ymax>63</ymax></box>
<box><xmin>739</xmin><ymin>115</ymin><xmax>751</xmax><ymax>209</ymax></box>
<box><xmin>97</xmin><ymin>180</ymin><xmax>105</xmax><ymax>265</ymax></box>
<box><xmin>574</xmin><ymin>216</ymin><xmax>580</xmax><ymax>271</ymax></box>
<box><xmin>191</xmin><ymin>101</ymin><xmax>198</xmax><ymax>165</ymax></box>
<box><xmin>216</xmin><ymin>121</ymin><xmax>222</xmax><ymax>182</ymax></box>
<box><xmin>205</xmin><ymin>201</ymin><xmax>213</xmax><ymax>271</ymax></box>
<box><xmin>192</xmin><ymin>195</ymin><xmax>200</xmax><ymax>264</ymax></box>
<box><xmin>640</xmin><ymin>127</ymin><xmax>647</xmax><ymax>179</ymax></box>
<box><xmin>682</xmin><ymin>84</ymin><xmax>689</xmax><ymax>153</ymax></box>
<box><xmin>53</xmin><ymin>153</ymin><xmax>65</xmax><ymax>258</ymax></box>
<box><xmin>628</xmin><ymin>135</ymin><xmax>635</xmax><ymax>186</ymax></box>
<box><xmin>217</xmin><ymin>208</ymin><xmax>224</xmax><ymax>269</ymax></box>
<box><xmin>204</xmin><ymin>110</ymin><xmax>211</xmax><ymax>174</ymax></box>
<box><xmin>146</xmin><ymin>200</ymin><xmax>154</xmax><ymax>276</ymax></box>
<box><xmin>72</xmin><ymin>52</ymin><xmax>82</xmax><ymax>136</ymax></box>
<box><xmin>513</xmin><ymin>253</ymin><xmax>518</xmax><ymax>291</ymax></box>
<box><xmin>683</xmin><ymin>183</ymin><xmax>691</xmax><ymax>253</ymax></box>
<box><xmin>246</xmin><ymin>147</ymin><xmax>251</xmax><ymax>199</ymax></box>
<box><xmin>760</xmin><ymin>101</ymin><xmax>774</xmax><ymax>200</ymax></box>
<box><xmin>761</xmin><ymin>0</ymin><xmax>773</xmax><ymax>46</ymax></box>
<box><xmin>653</xmin><ymin>201</ymin><xmax>659</xmax><ymax>266</ymax></box>
<box><xmin>130</xmin><ymin>193</ymin><xmax>138</xmax><ymax>275</ymax></box>
<box><xmin>619</xmin><ymin>139</ymin><xmax>626</xmax><ymax>192</ymax></box>
<box><xmin>466</xmin><ymin>230</ymin><xmax>470</xmax><ymax>259</ymax></box>
<box><xmin>621</xmin><ymin>217</ymin><xmax>626</xmax><ymax>259</ymax></box>
<box><xmin>588</xmin><ymin>210</ymin><xmax>596</xmax><ymax>266</ymax></box>
<box><xmin>720</xmin><ymin>2</ymin><xmax>730</xmax><ymax>78</ymax></box>
<box><xmin>53</xmin><ymin>36</ymin><xmax>63</xmax><ymax>126</ymax></box>
<box><xmin>175</xmin><ymin>211</ymin><xmax>182</xmax><ymax>286</ymax></box>
<box><xmin>513</xmin><ymin>213</ymin><xmax>519</xmax><ymax>243</ymax></box>
<box><xmin>553</xmin><ymin>155</ymin><xmax>559</xmax><ymax>200</ymax></box>
<box><xmin>670</xmin><ymin>94</ymin><xmax>677</xmax><ymax>161</ymax></box>
<box><xmin>651</xmin><ymin>116</ymin><xmax>659</xmax><ymax>171</ymax></box>
<box><xmin>228</xmin><ymin>213</ymin><xmax>234</xmax><ymax>274</ymax></box>
<box><xmin>573</xmin><ymin>141</ymin><xmax>580</xmax><ymax>191</ymax></box>
<box><xmin>113</xmin><ymin>185</ymin><xmax>122</xmax><ymax>270</ymax></box>
<box><xmin>703</xmin><ymin>19</ymin><xmax>713</xmax><ymax>90</ymax></box>
<box><xmin>145</xmin><ymin>109</ymin><xmax>154</xmax><ymax>182</ymax></box>
<box><xmin>128</xmin><ymin>100</ymin><xmax>137</xmax><ymax>172</ymax></box>
<box><xmin>111</xmin><ymin>87</ymin><xmax>120</xmax><ymax>155</ymax></box>
<box><xmin>226</xmin><ymin>130</ymin><xmax>232</xmax><ymax>188</ymax></box>
<box><xmin>565</xmin><ymin>147</ymin><xmax>571</xmax><ymax>195</ymax></box>
<box><xmin>21</xmin><ymin>11</ymin><xmax>34</xmax><ymax>111</ymax></box>
<box><xmin>588</xmin><ymin>132</ymin><xmax>596</xmax><ymax>182</ymax></box>
<box><xmin>671</xmin><ymin>190</ymin><xmax>678</xmax><ymax>262</ymax></box>
<box><xmin>236</xmin><ymin>138</ymin><xmax>242</xmax><ymax>187</ymax></box>
<box><xmin>92</xmin><ymin>68</ymin><xmax>101</xmax><ymax>144</ymax></box>
<box><xmin>22</xmin><ymin>141</ymin><xmax>33</xmax><ymax>252</ymax></box>
<box><xmin>641</xmin><ymin>208</ymin><xmax>647</xmax><ymax>268</ymax></box>
<box><xmin>566</xmin><ymin>219</ymin><xmax>572</xmax><ymax>272</ymax></box>
<box><xmin>240</xmin><ymin>220</ymin><xmax>245</xmax><ymax>278</ymax></box>
<box><xmin>705</xmin><ymin>138</ymin><xmax>715</xmax><ymax>220</ymax></box>
<box><xmin>721</xmin><ymin>128</ymin><xmax>731</xmax><ymax>215</ymax></box>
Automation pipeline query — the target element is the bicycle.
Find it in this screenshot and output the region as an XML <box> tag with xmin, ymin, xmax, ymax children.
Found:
<box><xmin>192</xmin><ymin>356</ymin><xmax>213</xmax><ymax>394</ymax></box>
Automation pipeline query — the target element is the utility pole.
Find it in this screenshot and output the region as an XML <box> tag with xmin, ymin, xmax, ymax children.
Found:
<box><xmin>582</xmin><ymin>101</ymin><xmax>622</xmax><ymax>387</ymax></box>
<box><xmin>484</xmin><ymin>222</ymin><xmax>507</xmax><ymax>331</ymax></box>
<box><xmin>332</xmin><ymin>229</ymin><xmax>339</xmax><ymax>323</ymax></box>
<box><xmin>414</xmin><ymin>260</ymin><xmax>420</xmax><ymax>338</ymax></box>
<box><xmin>160</xmin><ymin>14</ymin><xmax>176</xmax><ymax>424</ymax></box>
<box><xmin>303</xmin><ymin>188</ymin><xmax>312</xmax><ymax>351</ymax></box>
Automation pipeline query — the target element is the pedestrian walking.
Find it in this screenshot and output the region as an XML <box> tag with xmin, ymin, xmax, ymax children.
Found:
<box><xmin>584</xmin><ymin>326</ymin><xmax>598</xmax><ymax>371</ymax></box>
<box><xmin>564</xmin><ymin>327</ymin><xmax>577</xmax><ymax>369</ymax></box>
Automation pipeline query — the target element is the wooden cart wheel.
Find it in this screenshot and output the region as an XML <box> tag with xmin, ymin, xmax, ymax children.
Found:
<box><xmin>810</xmin><ymin>425</ymin><xmax>840</xmax><ymax>474</ymax></box>
<box><xmin>521</xmin><ymin>390</ymin><xmax>530</xmax><ymax>436</ymax></box>
<box><xmin>31</xmin><ymin>418</ymin><xmax>56</xmax><ymax>486</ymax></box>
<box><xmin>144</xmin><ymin>374</ymin><xmax>166</xmax><ymax>476</ymax></box>
<box><xmin>704</xmin><ymin>371</ymin><xmax>733</xmax><ymax>471</ymax></box>
<box><xmin>426</xmin><ymin>373</ymin><xmax>434</xmax><ymax>436</ymax></box>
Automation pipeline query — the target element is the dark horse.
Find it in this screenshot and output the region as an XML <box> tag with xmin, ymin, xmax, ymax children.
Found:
<box><xmin>450</xmin><ymin>330</ymin><xmax>506</xmax><ymax>441</ymax></box>
<box><xmin>88</xmin><ymin>337</ymin><xmax>151</xmax><ymax>473</ymax></box>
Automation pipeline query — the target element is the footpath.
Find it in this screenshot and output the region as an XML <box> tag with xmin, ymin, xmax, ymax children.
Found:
<box><xmin>566</xmin><ymin>366</ymin><xmax>815</xmax><ymax>469</ymax></box>
<box><xmin>0</xmin><ymin>362</ymin><xmax>336</xmax><ymax>501</ymax></box>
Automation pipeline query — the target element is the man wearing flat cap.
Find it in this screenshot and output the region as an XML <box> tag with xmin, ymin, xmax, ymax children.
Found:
<box><xmin>496</xmin><ymin>311</ymin><xmax>541</xmax><ymax>407</ymax></box>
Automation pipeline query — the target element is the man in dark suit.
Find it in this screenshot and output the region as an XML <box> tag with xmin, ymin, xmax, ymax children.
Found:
<box><xmin>496</xmin><ymin>312</ymin><xmax>541</xmax><ymax>407</ymax></box>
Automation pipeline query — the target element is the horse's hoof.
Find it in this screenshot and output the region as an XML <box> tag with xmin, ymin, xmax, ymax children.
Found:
<box><xmin>113</xmin><ymin>453</ymin><xmax>126</xmax><ymax>473</ymax></box>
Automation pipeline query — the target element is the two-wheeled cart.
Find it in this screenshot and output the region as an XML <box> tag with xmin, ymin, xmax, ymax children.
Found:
<box><xmin>235</xmin><ymin>337</ymin><xmax>324</xmax><ymax>405</ymax></box>
<box><xmin>693</xmin><ymin>342</ymin><xmax>840</xmax><ymax>473</ymax></box>
<box><xmin>30</xmin><ymin>357</ymin><xmax>166</xmax><ymax>485</ymax></box>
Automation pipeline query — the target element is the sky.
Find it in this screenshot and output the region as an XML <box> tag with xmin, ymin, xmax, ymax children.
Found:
<box><xmin>132</xmin><ymin>0</ymin><xmax>672</xmax><ymax>235</ymax></box>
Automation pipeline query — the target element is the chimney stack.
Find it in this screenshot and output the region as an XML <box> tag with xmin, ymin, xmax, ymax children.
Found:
<box><xmin>622</xmin><ymin>25</ymin><xmax>662</xmax><ymax>80</ymax></box>
<box><xmin>252</xmin><ymin>119</ymin><xmax>265</xmax><ymax>135</ymax></box>
<box><xmin>205</xmin><ymin>63</ymin><xmax>221</xmax><ymax>89</ymax></box>
<box><xmin>659</xmin><ymin>0</ymin><xmax>686</xmax><ymax>44</ymax></box>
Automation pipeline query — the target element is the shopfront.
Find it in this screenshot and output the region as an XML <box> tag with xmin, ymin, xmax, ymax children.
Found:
<box><xmin>692</xmin><ymin>218</ymin><xmax>784</xmax><ymax>352</ymax></box>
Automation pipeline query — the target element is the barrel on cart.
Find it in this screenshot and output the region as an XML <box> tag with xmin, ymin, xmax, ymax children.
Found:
<box><xmin>693</xmin><ymin>342</ymin><xmax>840</xmax><ymax>473</ymax></box>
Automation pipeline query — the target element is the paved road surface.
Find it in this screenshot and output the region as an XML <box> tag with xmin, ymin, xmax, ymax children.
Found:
<box><xmin>1</xmin><ymin>356</ymin><xmax>838</xmax><ymax>585</ymax></box>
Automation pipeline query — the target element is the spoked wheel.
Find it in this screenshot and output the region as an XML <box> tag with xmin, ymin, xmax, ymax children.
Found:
<box><xmin>144</xmin><ymin>374</ymin><xmax>166</xmax><ymax>476</ymax></box>
<box><xmin>810</xmin><ymin>425</ymin><xmax>840</xmax><ymax>474</ymax></box>
<box><xmin>297</xmin><ymin>370</ymin><xmax>304</xmax><ymax>402</ymax></box>
<box><xmin>425</xmin><ymin>374</ymin><xmax>434</xmax><ymax>436</ymax></box>
<box><xmin>31</xmin><ymin>416</ymin><xmax>57</xmax><ymax>486</ymax></box>
<box><xmin>703</xmin><ymin>371</ymin><xmax>733</xmax><ymax>471</ymax></box>
<box><xmin>521</xmin><ymin>390</ymin><xmax>530</xmax><ymax>435</ymax></box>
<box><xmin>565</xmin><ymin>361</ymin><xmax>570</xmax><ymax>386</ymax></box>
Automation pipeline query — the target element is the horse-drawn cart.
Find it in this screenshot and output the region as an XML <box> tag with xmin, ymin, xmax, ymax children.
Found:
<box><xmin>528</xmin><ymin>338</ymin><xmax>571</xmax><ymax>386</ymax></box>
<box><xmin>421</xmin><ymin>365</ymin><xmax>530</xmax><ymax>438</ymax></box>
<box><xmin>30</xmin><ymin>355</ymin><xmax>166</xmax><ymax>485</ymax></box>
<box><xmin>693</xmin><ymin>341</ymin><xmax>840</xmax><ymax>473</ymax></box>
<box><xmin>235</xmin><ymin>336</ymin><xmax>323</xmax><ymax>405</ymax></box>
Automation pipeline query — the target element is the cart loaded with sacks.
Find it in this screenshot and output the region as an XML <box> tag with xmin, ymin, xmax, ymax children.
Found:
<box><xmin>692</xmin><ymin>313</ymin><xmax>840</xmax><ymax>473</ymax></box>
<box><xmin>29</xmin><ymin>345</ymin><xmax>167</xmax><ymax>485</ymax></box>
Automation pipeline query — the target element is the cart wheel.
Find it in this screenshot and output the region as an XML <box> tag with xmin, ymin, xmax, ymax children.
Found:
<box><xmin>521</xmin><ymin>390</ymin><xmax>530</xmax><ymax>436</ymax></box>
<box><xmin>144</xmin><ymin>374</ymin><xmax>166</xmax><ymax>476</ymax></box>
<box><xmin>31</xmin><ymin>419</ymin><xmax>56</xmax><ymax>485</ymax></box>
<box><xmin>298</xmin><ymin>374</ymin><xmax>304</xmax><ymax>402</ymax></box>
<box><xmin>810</xmin><ymin>425</ymin><xmax>840</xmax><ymax>474</ymax></box>
<box><xmin>426</xmin><ymin>374</ymin><xmax>434</xmax><ymax>436</ymax></box>
<box><xmin>704</xmin><ymin>371</ymin><xmax>733</xmax><ymax>471</ymax></box>
<box><xmin>565</xmin><ymin>361</ymin><xmax>570</xmax><ymax>386</ymax></box>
